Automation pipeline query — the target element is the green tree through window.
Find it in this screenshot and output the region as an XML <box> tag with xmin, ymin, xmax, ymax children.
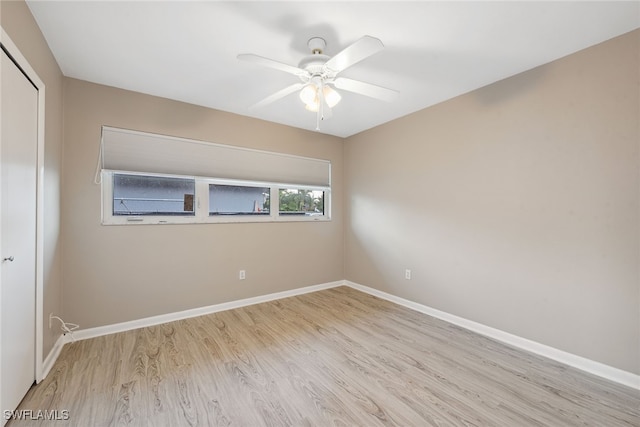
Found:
<box><xmin>279</xmin><ymin>189</ymin><xmax>324</xmax><ymax>215</ymax></box>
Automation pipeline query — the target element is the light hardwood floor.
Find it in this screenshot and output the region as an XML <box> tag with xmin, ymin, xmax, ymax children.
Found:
<box><xmin>10</xmin><ymin>286</ymin><xmax>640</xmax><ymax>426</ymax></box>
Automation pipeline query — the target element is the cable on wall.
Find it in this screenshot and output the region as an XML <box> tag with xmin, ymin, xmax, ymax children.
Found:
<box><xmin>49</xmin><ymin>314</ymin><xmax>80</xmax><ymax>341</ymax></box>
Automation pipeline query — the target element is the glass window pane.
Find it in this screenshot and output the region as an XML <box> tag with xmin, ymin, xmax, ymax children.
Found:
<box><xmin>209</xmin><ymin>184</ymin><xmax>270</xmax><ymax>215</ymax></box>
<box><xmin>113</xmin><ymin>174</ymin><xmax>195</xmax><ymax>216</ymax></box>
<box><xmin>279</xmin><ymin>189</ymin><xmax>324</xmax><ymax>216</ymax></box>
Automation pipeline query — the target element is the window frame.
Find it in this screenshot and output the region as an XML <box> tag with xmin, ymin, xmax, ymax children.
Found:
<box><xmin>101</xmin><ymin>170</ymin><xmax>331</xmax><ymax>225</ymax></box>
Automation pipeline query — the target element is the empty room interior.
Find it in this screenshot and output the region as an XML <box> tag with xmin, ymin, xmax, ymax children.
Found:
<box><xmin>1</xmin><ymin>1</ymin><xmax>639</xmax><ymax>425</ymax></box>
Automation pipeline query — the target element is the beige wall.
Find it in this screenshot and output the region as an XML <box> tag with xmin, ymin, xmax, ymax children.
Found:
<box><xmin>62</xmin><ymin>78</ymin><xmax>344</xmax><ymax>329</ymax></box>
<box><xmin>345</xmin><ymin>30</ymin><xmax>640</xmax><ymax>374</ymax></box>
<box><xmin>1</xmin><ymin>1</ymin><xmax>65</xmax><ymax>359</ymax></box>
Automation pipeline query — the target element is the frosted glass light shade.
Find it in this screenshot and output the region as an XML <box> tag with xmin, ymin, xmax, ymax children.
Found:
<box><xmin>299</xmin><ymin>83</ymin><xmax>341</xmax><ymax>112</ymax></box>
<box><xmin>324</xmin><ymin>86</ymin><xmax>341</xmax><ymax>107</ymax></box>
<box><xmin>299</xmin><ymin>84</ymin><xmax>317</xmax><ymax>106</ymax></box>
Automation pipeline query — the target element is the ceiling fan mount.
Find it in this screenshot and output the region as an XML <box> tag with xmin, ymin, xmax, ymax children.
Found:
<box><xmin>238</xmin><ymin>35</ymin><xmax>398</xmax><ymax>130</ymax></box>
<box><xmin>307</xmin><ymin>37</ymin><xmax>326</xmax><ymax>54</ymax></box>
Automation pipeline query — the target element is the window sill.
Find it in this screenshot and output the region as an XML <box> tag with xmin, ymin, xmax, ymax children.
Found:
<box><xmin>101</xmin><ymin>215</ymin><xmax>331</xmax><ymax>225</ymax></box>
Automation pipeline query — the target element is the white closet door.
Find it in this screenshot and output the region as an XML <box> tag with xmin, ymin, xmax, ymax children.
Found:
<box><xmin>1</xmin><ymin>47</ymin><xmax>38</xmax><ymax>416</ymax></box>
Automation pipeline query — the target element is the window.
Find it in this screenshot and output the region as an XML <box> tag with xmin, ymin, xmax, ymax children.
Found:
<box><xmin>209</xmin><ymin>184</ymin><xmax>270</xmax><ymax>216</ymax></box>
<box><xmin>113</xmin><ymin>174</ymin><xmax>195</xmax><ymax>216</ymax></box>
<box><xmin>102</xmin><ymin>171</ymin><xmax>330</xmax><ymax>225</ymax></box>
<box><xmin>279</xmin><ymin>188</ymin><xmax>324</xmax><ymax>216</ymax></box>
<box><xmin>99</xmin><ymin>127</ymin><xmax>331</xmax><ymax>225</ymax></box>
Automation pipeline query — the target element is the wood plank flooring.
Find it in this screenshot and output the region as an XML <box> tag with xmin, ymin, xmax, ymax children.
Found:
<box><xmin>10</xmin><ymin>286</ymin><xmax>640</xmax><ymax>426</ymax></box>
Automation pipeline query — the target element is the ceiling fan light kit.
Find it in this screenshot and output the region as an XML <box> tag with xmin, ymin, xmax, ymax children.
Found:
<box><xmin>238</xmin><ymin>35</ymin><xmax>399</xmax><ymax>130</ymax></box>
<box><xmin>300</xmin><ymin>79</ymin><xmax>342</xmax><ymax>112</ymax></box>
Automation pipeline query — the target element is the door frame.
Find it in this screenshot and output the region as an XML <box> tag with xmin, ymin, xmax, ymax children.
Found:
<box><xmin>0</xmin><ymin>27</ymin><xmax>46</xmax><ymax>386</ymax></box>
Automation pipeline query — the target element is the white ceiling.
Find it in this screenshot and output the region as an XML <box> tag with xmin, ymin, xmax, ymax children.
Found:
<box><xmin>26</xmin><ymin>1</ymin><xmax>639</xmax><ymax>138</ymax></box>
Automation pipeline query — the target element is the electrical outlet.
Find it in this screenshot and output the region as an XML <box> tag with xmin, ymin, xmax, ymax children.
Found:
<box><xmin>239</xmin><ymin>270</ymin><xmax>246</xmax><ymax>280</ymax></box>
<box><xmin>405</xmin><ymin>269</ymin><xmax>412</xmax><ymax>280</ymax></box>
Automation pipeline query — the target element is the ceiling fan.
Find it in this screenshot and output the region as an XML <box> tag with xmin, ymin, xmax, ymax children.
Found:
<box><xmin>238</xmin><ymin>35</ymin><xmax>398</xmax><ymax>130</ymax></box>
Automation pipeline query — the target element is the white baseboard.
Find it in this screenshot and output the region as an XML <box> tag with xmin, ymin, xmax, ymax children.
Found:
<box><xmin>42</xmin><ymin>279</ymin><xmax>639</xmax><ymax>391</ymax></box>
<box><xmin>345</xmin><ymin>280</ymin><xmax>640</xmax><ymax>391</ymax></box>
<box><xmin>72</xmin><ymin>281</ymin><xmax>344</xmax><ymax>342</ymax></box>
<box><xmin>37</xmin><ymin>333</ymin><xmax>66</xmax><ymax>383</ymax></box>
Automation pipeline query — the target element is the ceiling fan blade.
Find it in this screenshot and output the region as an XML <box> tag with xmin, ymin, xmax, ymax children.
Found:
<box><xmin>323</xmin><ymin>35</ymin><xmax>384</xmax><ymax>74</ymax></box>
<box><xmin>250</xmin><ymin>83</ymin><xmax>305</xmax><ymax>110</ymax></box>
<box><xmin>238</xmin><ymin>54</ymin><xmax>308</xmax><ymax>78</ymax></box>
<box><xmin>334</xmin><ymin>77</ymin><xmax>399</xmax><ymax>102</ymax></box>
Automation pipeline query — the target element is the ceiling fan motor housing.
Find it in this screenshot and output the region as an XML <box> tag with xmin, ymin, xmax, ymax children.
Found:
<box><xmin>298</xmin><ymin>54</ymin><xmax>330</xmax><ymax>76</ymax></box>
<box><xmin>298</xmin><ymin>37</ymin><xmax>334</xmax><ymax>79</ymax></box>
